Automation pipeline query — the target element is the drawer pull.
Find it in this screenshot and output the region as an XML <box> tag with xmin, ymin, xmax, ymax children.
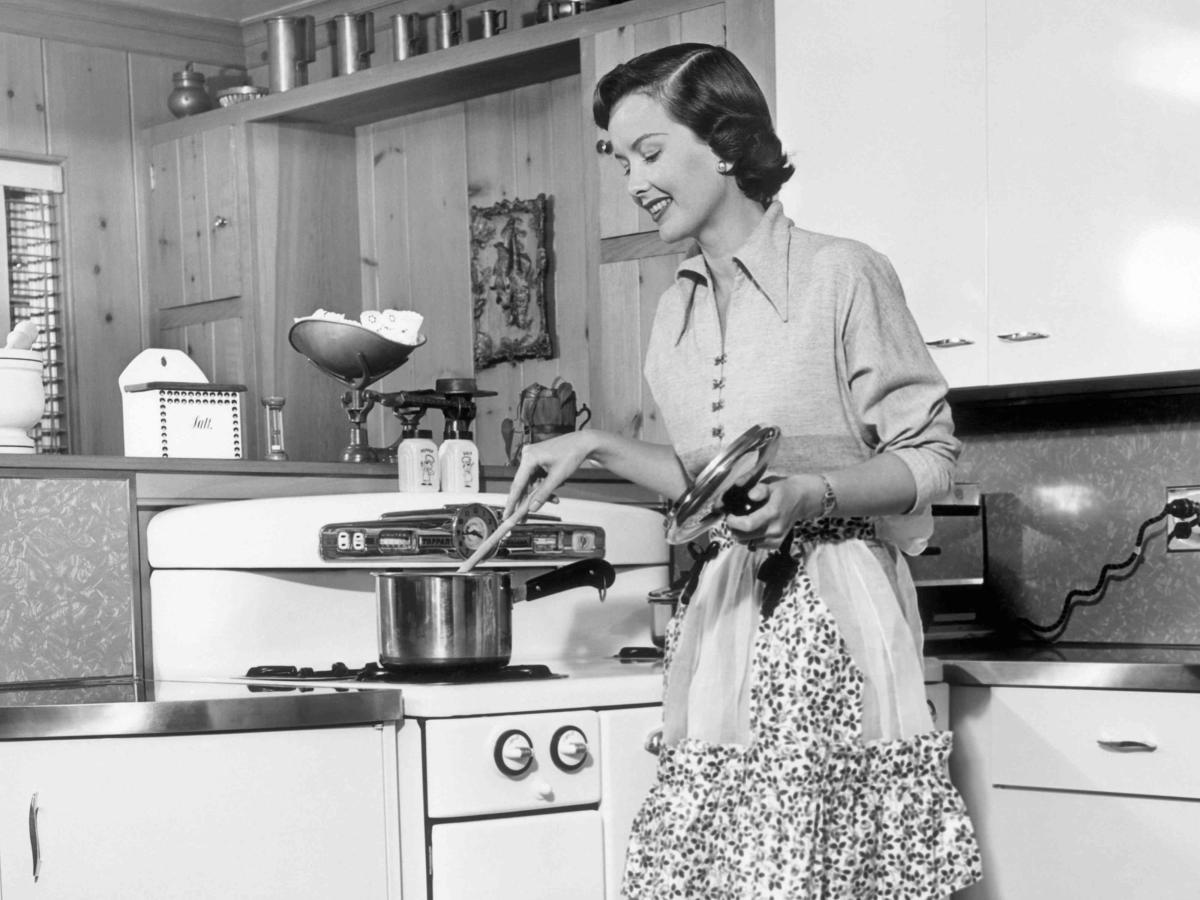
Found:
<box><xmin>925</xmin><ymin>337</ymin><xmax>975</xmax><ymax>349</ymax></box>
<box><xmin>29</xmin><ymin>792</ymin><xmax>41</xmax><ymax>882</ymax></box>
<box><xmin>996</xmin><ymin>330</ymin><xmax>1050</xmax><ymax>343</ymax></box>
<box><xmin>1097</xmin><ymin>738</ymin><xmax>1158</xmax><ymax>752</ymax></box>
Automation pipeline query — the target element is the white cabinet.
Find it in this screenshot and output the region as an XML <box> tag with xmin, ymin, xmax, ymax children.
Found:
<box><xmin>776</xmin><ymin>0</ymin><xmax>1200</xmax><ymax>391</ymax></box>
<box><xmin>950</xmin><ymin>685</ymin><xmax>1200</xmax><ymax>899</ymax></box>
<box><xmin>775</xmin><ymin>0</ymin><xmax>988</xmax><ymax>389</ymax></box>
<box><xmin>0</xmin><ymin>726</ymin><xmax>394</xmax><ymax>899</ymax></box>
<box><xmin>598</xmin><ymin>705</ymin><xmax>662</xmax><ymax>900</ymax></box>
<box><xmin>985</xmin><ymin>0</ymin><xmax>1200</xmax><ymax>385</ymax></box>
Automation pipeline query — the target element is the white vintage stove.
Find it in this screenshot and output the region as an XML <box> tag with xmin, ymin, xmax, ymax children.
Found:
<box><xmin>146</xmin><ymin>491</ymin><xmax>669</xmax><ymax>900</ymax></box>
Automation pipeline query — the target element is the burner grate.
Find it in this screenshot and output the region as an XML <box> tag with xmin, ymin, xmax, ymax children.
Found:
<box><xmin>243</xmin><ymin>662</ymin><xmax>565</xmax><ymax>685</ymax></box>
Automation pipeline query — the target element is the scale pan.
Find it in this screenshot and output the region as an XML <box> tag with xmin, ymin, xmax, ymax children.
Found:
<box><xmin>288</xmin><ymin>318</ymin><xmax>425</xmax><ymax>386</ymax></box>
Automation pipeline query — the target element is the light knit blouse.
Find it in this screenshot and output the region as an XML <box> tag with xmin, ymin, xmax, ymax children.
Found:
<box><xmin>643</xmin><ymin>201</ymin><xmax>959</xmax><ymax>508</ymax></box>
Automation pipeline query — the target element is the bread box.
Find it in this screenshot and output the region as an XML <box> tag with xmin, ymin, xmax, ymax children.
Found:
<box><xmin>119</xmin><ymin>349</ymin><xmax>245</xmax><ymax>458</ymax></box>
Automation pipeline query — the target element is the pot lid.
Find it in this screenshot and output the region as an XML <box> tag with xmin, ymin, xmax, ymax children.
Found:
<box><xmin>663</xmin><ymin>424</ymin><xmax>781</xmax><ymax>545</ymax></box>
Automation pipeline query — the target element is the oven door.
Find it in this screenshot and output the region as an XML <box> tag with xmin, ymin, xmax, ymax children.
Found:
<box><xmin>430</xmin><ymin>810</ymin><xmax>603</xmax><ymax>899</ymax></box>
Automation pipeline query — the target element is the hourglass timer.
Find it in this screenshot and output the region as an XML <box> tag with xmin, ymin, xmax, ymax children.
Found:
<box><xmin>262</xmin><ymin>396</ymin><xmax>289</xmax><ymax>461</ymax></box>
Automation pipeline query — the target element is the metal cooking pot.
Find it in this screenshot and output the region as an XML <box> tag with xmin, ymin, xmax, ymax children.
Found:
<box><xmin>374</xmin><ymin>559</ymin><xmax>616</xmax><ymax>669</ymax></box>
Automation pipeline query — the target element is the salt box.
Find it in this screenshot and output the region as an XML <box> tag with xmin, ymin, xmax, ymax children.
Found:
<box><xmin>119</xmin><ymin>349</ymin><xmax>245</xmax><ymax>458</ymax></box>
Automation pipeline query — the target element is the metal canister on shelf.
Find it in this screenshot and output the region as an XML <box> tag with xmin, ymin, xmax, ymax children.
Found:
<box><xmin>332</xmin><ymin>12</ymin><xmax>375</xmax><ymax>75</ymax></box>
<box><xmin>265</xmin><ymin>15</ymin><xmax>315</xmax><ymax>93</ymax></box>
<box><xmin>392</xmin><ymin>12</ymin><xmax>423</xmax><ymax>60</ymax></box>
<box><xmin>480</xmin><ymin>9</ymin><xmax>508</xmax><ymax>38</ymax></box>
<box><xmin>436</xmin><ymin>7</ymin><xmax>462</xmax><ymax>50</ymax></box>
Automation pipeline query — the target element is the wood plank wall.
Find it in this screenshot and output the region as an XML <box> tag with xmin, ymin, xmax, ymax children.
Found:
<box><xmin>357</xmin><ymin>73</ymin><xmax>588</xmax><ymax>468</ymax></box>
<box><xmin>0</xmin><ymin>7</ymin><xmax>244</xmax><ymax>456</ymax></box>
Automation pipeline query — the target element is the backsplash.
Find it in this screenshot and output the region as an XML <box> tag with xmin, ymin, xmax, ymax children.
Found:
<box><xmin>0</xmin><ymin>477</ymin><xmax>136</xmax><ymax>682</ymax></box>
<box><xmin>954</xmin><ymin>394</ymin><xmax>1200</xmax><ymax>645</ymax></box>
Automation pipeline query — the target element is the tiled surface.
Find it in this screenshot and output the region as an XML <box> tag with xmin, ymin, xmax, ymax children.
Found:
<box><xmin>0</xmin><ymin>477</ymin><xmax>136</xmax><ymax>681</ymax></box>
<box><xmin>955</xmin><ymin>395</ymin><xmax>1200</xmax><ymax>643</ymax></box>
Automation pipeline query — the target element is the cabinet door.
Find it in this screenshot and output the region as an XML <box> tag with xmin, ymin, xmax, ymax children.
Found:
<box><xmin>597</xmin><ymin>705</ymin><xmax>662</xmax><ymax>900</ymax></box>
<box><xmin>147</xmin><ymin>126</ymin><xmax>244</xmax><ymax>306</ymax></box>
<box><xmin>0</xmin><ymin>727</ymin><xmax>391</xmax><ymax>899</ymax></box>
<box><xmin>774</xmin><ymin>0</ymin><xmax>988</xmax><ymax>388</ymax></box>
<box><xmin>983</xmin><ymin>789</ymin><xmax>1200</xmax><ymax>900</ymax></box>
<box><xmin>986</xmin><ymin>0</ymin><xmax>1200</xmax><ymax>385</ymax></box>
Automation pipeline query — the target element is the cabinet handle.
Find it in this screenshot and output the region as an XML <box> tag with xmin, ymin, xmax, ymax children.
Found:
<box><xmin>212</xmin><ymin>215</ymin><xmax>230</xmax><ymax>229</ymax></box>
<box><xmin>925</xmin><ymin>338</ymin><xmax>975</xmax><ymax>349</ymax></box>
<box><xmin>29</xmin><ymin>792</ymin><xmax>41</xmax><ymax>882</ymax></box>
<box><xmin>1097</xmin><ymin>738</ymin><xmax>1158</xmax><ymax>752</ymax></box>
<box><xmin>644</xmin><ymin>728</ymin><xmax>663</xmax><ymax>756</ymax></box>
<box><xmin>996</xmin><ymin>331</ymin><xmax>1050</xmax><ymax>343</ymax></box>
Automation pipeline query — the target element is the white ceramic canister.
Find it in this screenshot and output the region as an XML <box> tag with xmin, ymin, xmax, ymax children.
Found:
<box><xmin>0</xmin><ymin>350</ymin><xmax>44</xmax><ymax>453</ymax></box>
<box><xmin>438</xmin><ymin>432</ymin><xmax>479</xmax><ymax>493</ymax></box>
<box><xmin>398</xmin><ymin>430</ymin><xmax>440</xmax><ymax>492</ymax></box>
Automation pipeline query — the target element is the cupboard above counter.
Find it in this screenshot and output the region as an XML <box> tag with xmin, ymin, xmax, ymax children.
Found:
<box><xmin>776</xmin><ymin>0</ymin><xmax>1200</xmax><ymax>398</ymax></box>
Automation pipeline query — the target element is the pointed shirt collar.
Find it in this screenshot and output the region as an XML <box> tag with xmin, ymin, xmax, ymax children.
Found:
<box><xmin>671</xmin><ymin>201</ymin><xmax>792</xmax><ymax>344</ymax></box>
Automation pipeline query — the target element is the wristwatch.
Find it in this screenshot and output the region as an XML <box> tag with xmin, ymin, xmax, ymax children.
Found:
<box><xmin>818</xmin><ymin>474</ymin><xmax>837</xmax><ymax>518</ymax></box>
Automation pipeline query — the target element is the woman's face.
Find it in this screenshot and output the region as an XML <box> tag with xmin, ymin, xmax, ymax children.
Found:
<box><xmin>607</xmin><ymin>92</ymin><xmax>732</xmax><ymax>247</ymax></box>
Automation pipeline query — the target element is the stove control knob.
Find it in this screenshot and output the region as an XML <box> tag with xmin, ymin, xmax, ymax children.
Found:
<box><xmin>550</xmin><ymin>725</ymin><xmax>589</xmax><ymax>771</ymax></box>
<box><xmin>534</xmin><ymin>781</ymin><xmax>555</xmax><ymax>802</ymax></box>
<box><xmin>494</xmin><ymin>729</ymin><xmax>534</xmax><ymax>776</ymax></box>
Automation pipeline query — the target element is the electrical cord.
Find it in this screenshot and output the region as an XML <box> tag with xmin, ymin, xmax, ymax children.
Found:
<box><xmin>1013</xmin><ymin>497</ymin><xmax>1199</xmax><ymax>642</ymax></box>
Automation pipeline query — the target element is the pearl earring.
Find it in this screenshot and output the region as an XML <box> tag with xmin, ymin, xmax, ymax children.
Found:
<box><xmin>717</xmin><ymin>160</ymin><xmax>733</xmax><ymax>174</ymax></box>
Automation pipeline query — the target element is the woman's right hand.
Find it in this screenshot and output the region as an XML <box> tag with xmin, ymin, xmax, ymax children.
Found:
<box><xmin>503</xmin><ymin>430</ymin><xmax>600</xmax><ymax>520</ymax></box>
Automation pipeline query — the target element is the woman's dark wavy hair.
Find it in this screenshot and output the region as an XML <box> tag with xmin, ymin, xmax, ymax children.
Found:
<box><xmin>593</xmin><ymin>43</ymin><xmax>793</xmax><ymax>208</ymax></box>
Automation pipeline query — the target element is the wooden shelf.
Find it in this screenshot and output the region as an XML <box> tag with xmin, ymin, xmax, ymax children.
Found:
<box><xmin>144</xmin><ymin>0</ymin><xmax>719</xmax><ymax>141</ymax></box>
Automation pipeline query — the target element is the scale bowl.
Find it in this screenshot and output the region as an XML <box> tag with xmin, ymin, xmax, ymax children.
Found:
<box><xmin>288</xmin><ymin>318</ymin><xmax>425</xmax><ymax>386</ymax></box>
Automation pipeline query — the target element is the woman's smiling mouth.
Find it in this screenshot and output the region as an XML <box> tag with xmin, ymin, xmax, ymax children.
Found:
<box><xmin>643</xmin><ymin>197</ymin><xmax>672</xmax><ymax>221</ymax></box>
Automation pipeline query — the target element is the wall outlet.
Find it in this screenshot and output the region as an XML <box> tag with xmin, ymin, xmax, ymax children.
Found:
<box><xmin>1166</xmin><ymin>486</ymin><xmax>1200</xmax><ymax>552</ymax></box>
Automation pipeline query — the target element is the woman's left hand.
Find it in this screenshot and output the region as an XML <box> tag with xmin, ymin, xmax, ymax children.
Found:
<box><xmin>724</xmin><ymin>474</ymin><xmax>823</xmax><ymax>550</ymax></box>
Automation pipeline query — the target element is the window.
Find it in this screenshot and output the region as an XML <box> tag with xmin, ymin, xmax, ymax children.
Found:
<box><xmin>2</xmin><ymin>157</ymin><xmax>67</xmax><ymax>453</ymax></box>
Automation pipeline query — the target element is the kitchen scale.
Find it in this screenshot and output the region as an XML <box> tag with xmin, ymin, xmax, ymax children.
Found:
<box><xmin>318</xmin><ymin>501</ymin><xmax>605</xmax><ymax>561</ymax></box>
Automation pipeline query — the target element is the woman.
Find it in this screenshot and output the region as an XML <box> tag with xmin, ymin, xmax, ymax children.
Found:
<box><xmin>504</xmin><ymin>43</ymin><xmax>981</xmax><ymax>898</ymax></box>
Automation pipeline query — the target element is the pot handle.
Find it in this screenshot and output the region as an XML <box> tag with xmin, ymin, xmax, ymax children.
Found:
<box><xmin>522</xmin><ymin>559</ymin><xmax>616</xmax><ymax>603</ymax></box>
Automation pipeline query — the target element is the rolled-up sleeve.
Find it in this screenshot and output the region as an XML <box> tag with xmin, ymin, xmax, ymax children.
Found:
<box><xmin>840</xmin><ymin>247</ymin><xmax>960</xmax><ymax>508</ymax></box>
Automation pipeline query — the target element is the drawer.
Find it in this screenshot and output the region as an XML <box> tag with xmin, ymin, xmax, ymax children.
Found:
<box><xmin>990</xmin><ymin>687</ymin><xmax>1200</xmax><ymax>799</ymax></box>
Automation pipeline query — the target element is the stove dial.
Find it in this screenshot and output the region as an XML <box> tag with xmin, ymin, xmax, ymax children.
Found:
<box><xmin>494</xmin><ymin>729</ymin><xmax>534</xmax><ymax>776</ymax></box>
<box><xmin>550</xmin><ymin>725</ymin><xmax>589</xmax><ymax>771</ymax></box>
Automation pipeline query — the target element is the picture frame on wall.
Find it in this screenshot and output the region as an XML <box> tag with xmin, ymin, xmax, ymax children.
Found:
<box><xmin>470</xmin><ymin>194</ymin><xmax>552</xmax><ymax>369</ymax></box>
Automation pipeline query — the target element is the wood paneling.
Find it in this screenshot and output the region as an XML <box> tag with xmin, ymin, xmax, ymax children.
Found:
<box><xmin>0</xmin><ymin>0</ymin><xmax>242</xmax><ymax>67</ymax></box>
<box><xmin>0</xmin><ymin>33</ymin><xmax>48</xmax><ymax>154</ymax></box>
<box><xmin>248</xmin><ymin>122</ymin><xmax>360</xmax><ymax>463</ymax></box>
<box><xmin>45</xmin><ymin>42</ymin><xmax>144</xmax><ymax>456</ymax></box>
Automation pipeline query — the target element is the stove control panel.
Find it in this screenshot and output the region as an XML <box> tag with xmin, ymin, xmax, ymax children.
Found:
<box><xmin>319</xmin><ymin>503</ymin><xmax>605</xmax><ymax>561</ymax></box>
<box><xmin>425</xmin><ymin>711</ymin><xmax>600</xmax><ymax>817</ymax></box>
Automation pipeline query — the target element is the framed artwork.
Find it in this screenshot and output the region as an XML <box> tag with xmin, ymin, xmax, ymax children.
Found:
<box><xmin>470</xmin><ymin>194</ymin><xmax>552</xmax><ymax>369</ymax></box>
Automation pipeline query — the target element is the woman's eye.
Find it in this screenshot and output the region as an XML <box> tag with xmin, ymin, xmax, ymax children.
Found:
<box><xmin>643</xmin><ymin>151</ymin><xmax>660</xmax><ymax>163</ymax></box>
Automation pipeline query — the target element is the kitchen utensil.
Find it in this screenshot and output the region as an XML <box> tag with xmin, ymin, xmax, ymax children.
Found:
<box><xmin>332</xmin><ymin>12</ymin><xmax>375</xmax><ymax>75</ymax></box>
<box><xmin>647</xmin><ymin>586</ymin><xmax>680</xmax><ymax>649</ymax></box>
<box><xmin>456</xmin><ymin>493</ymin><xmax>535</xmax><ymax>573</ymax></box>
<box><xmin>480</xmin><ymin>8</ymin><xmax>508</xmax><ymax>38</ymax></box>
<box><xmin>374</xmin><ymin>558</ymin><xmax>616</xmax><ymax>669</ymax></box>
<box><xmin>265</xmin><ymin>15</ymin><xmax>315</xmax><ymax>93</ymax></box>
<box><xmin>663</xmin><ymin>424</ymin><xmax>781</xmax><ymax>544</ymax></box>
<box><xmin>435</xmin><ymin>7</ymin><xmax>462</xmax><ymax>49</ymax></box>
<box><xmin>391</xmin><ymin>12</ymin><xmax>422</xmax><ymax>60</ymax></box>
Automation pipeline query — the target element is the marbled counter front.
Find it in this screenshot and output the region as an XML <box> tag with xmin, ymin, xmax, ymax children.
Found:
<box><xmin>936</xmin><ymin>642</ymin><xmax>1200</xmax><ymax>692</ymax></box>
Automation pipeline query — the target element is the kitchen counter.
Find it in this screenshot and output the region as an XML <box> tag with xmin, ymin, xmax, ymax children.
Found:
<box><xmin>934</xmin><ymin>641</ymin><xmax>1200</xmax><ymax>692</ymax></box>
<box><xmin>0</xmin><ymin>679</ymin><xmax>404</xmax><ymax>740</ymax></box>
